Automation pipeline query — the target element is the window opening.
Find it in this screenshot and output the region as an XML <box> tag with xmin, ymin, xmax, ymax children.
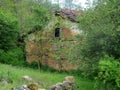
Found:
<box><xmin>55</xmin><ymin>28</ymin><xmax>60</xmax><ymax>37</ymax></box>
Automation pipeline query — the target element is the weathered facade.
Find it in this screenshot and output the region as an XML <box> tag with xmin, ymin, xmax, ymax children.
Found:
<box><xmin>25</xmin><ymin>9</ymin><xmax>81</xmax><ymax>71</ymax></box>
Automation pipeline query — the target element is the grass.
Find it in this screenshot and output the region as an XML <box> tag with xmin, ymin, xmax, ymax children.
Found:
<box><xmin>0</xmin><ymin>63</ymin><xmax>95</xmax><ymax>90</ymax></box>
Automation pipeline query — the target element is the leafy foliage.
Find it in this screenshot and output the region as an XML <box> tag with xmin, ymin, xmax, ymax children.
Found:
<box><xmin>0</xmin><ymin>11</ymin><xmax>25</xmax><ymax>66</ymax></box>
<box><xmin>74</xmin><ymin>0</ymin><xmax>120</xmax><ymax>76</ymax></box>
<box><xmin>30</xmin><ymin>6</ymin><xmax>50</xmax><ymax>31</ymax></box>
<box><xmin>0</xmin><ymin>0</ymin><xmax>57</xmax><ymax>66</ymax></box>
<box><xmin>96</xmin><ymin>55</ymin><xmax>120</xmax><ymax>89</ymax></box>
<box><xmin>0</xmin><ymin>48</ymin><xmax>24</xmax><ymax>66</ymax></box>
<box><xmin>0</xmin><ymin>11</ymin><xmax>19</xmax><ymax>50</ymax></box>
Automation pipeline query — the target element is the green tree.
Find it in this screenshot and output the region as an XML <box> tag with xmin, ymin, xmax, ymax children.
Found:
<box><xmin>0</xmin><ymin>0</ymin><xmax>59</xmax><ymax>67</ymax></box>
<box><xmin>0</xmin><ymin>11</ymin><xmax>19</xmax><ymax>50</ymax></box>
<box><xmin>71</xmin><ymin>0</ymin><xmax>120</xmax><ymax>79</ymax></box>
<box><xmin>0</xmin><ymin>11</ymin><xmax>25</xmax><ymax>65</ymax></box>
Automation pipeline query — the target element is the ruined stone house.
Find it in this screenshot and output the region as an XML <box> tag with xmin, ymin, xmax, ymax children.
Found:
<box><xmin>25</xmin><ymin>9</ymin><xmax>82</xmax><ymax>71</ymax></box>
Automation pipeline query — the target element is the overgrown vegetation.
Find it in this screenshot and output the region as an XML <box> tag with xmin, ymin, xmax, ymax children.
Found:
<box><xmin>0</xmin><ymin>0</ymin><xmax>120</xmax><ymax>89</ymax></box>
<box><xmin>0</xmin><ymin>10</ymin><xmax>24</xmax><ymax>66</ymax></box>
<box><xmin>0</xmin><ymin>64</ymin><xmax>95</xmax><ymax>90</ymax></box>
<box><xmin>96</xmin><ymin>55</ymin><xmax>120</xmax><ymax>89</ymax></box>
<box><xmin>0</xmin><ymin>0</ymin><xmax>55</xmax><ymax>66</ymax></box>
<box><xmin>71</xmin><ymin>0</ymin><xmax>120</xmax><ymax>89</ymax></box>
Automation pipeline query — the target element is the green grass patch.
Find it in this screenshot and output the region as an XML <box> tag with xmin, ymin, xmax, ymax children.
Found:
<box><xmin>0</xmin><ymin>63</ymin><xmax>95</xmax><ymax>90</ymax></box>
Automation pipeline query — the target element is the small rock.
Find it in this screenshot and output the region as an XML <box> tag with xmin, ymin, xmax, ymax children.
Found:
<box><xmin>48</xmin><ymin>76</ymin><xmax>76</xmax><ymax>90</ymax></box>
<box><xmin>62</xmin><ymin>81</ymin><xmax>70</xmax><ymax>86</ymax></box>
<box><xmin>1</xmin><ymin>79</ymin><xmax>9</xmax><ymax>85</ymax></box>
<box><xmin>48</xmin><ymin>85</ymin><xmax>56</xmax><ymax>90</ymax></box>
<box><xmin>55</xmin><ymin>85</ymin><xmax>62</xmax><ymax>90</ymax></box>
<box><xmin>11</xmin><ymin>87</ymin><xmax>16</xmax><ymax>90</ymax></box>
<box><xmin>27</xmin><ymin>83</ymin><xmax>38</xmax><ymax>90</ymax></box>
<box><xmin>38</xmin><ymin>89</ymin><xmax>46</xmax><ymax>90</ymax></box>
<box><xmin>17</xmin><ymin>85</ymin><xmax>30</xmax><ymax>90</ymax></box>
<box><xmin>64</xmin><ymin>76</ymin><xmax>75</xmax><ymax>84</ymax></box>
<box><xmin>22</xmin><ymin>75</ymin><xmax>32</xmax><ymax>82</ymax></box>
<box><xmin>66</xmin><ymin>85</ymin><xmax>72</xmax><ymax>90</ymax></box>
<box><xmin>56</xmin><ymin>83</ymin><xmax>64</xmax><ymax>90</ymax></box>
<box><xmin>62</xmin><ymin>81</ymin><xmax>70</xmax><ymax>89</ymax></box>
<box><xmin>20</xmin><ymin>85</ymin><xmax>28</xmax><ymax>89</ymax></box>
<box><xmin>56</xmin><ymin>82</ymin><xmax>63</xmax><ymax>86</ymax></box>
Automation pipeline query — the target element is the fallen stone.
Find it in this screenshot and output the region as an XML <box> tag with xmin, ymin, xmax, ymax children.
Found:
<box><xmin>64</xmin><ymin>76</ymin><xmax>75</xmax><ymax>84</ymax></box>
<box><xmin>48</xmin><ymin>85</ymin><xmax>56</xmax><ymax>90</ymax></box>
<box><xmin>62</xmin><ymin>81</ymin><xmax>70</xmax><ymax>90</ymax></box>
<box><xmin>11</xmin><ymin>87</ymin><xmax>16</xmax><ymax>90</ymax></box>
<box><xmin>38</xmin><ymin>89</ymin><xmax>46</xmax><ymax>90</ymax></box>
<box><xmin>55</xmin><ymin>85</ymin><xmax>62</xmax><ymax>90</ymax></box>
<box><xmin>27</xmin><ymin>83</ymin><xmax>38</xmax><ymax>90</ymax></box>
<box><xmin>1</xmin><ymin>79</ymin><xmax>8</xmax><ymax>85</ymax></box>
<box><xmin>48</xmin><ymin>76</ymin><xmax>76</xmax><ymax>90</ymax></box>
<box><xmin>13</xmin><ymin>85</ymin><xmax>30</xmax><ymax>90</ymax></box>
<box><xmin>20</xmin><ymin>84</ymin><xmax>30</xmax><ymax>90</ymax></box>
<box><xmin>22</xmin><ymin>75</ymin><xmax>32</xmax><ymax>82</ymax></box>
<box><xmin>56</xmin><ymin>82</ymin><xmax>63</xmax><ymax>86</ymax></box>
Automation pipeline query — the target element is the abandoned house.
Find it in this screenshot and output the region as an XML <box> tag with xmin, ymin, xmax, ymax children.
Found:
<box><xmin>25</xmin><ymin>9</ymin><xmax>82</xmax><ymax>71</ymax></box>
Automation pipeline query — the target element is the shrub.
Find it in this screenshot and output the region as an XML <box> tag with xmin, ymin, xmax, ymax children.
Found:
<box><xmin>0</xmin><ymin>11</ymin><xmax>19</xmax><ymax>51</ymax></box>
<box><xmin>0</xmin><ymin>48</ymin><xmax>24</xmax><ymax>66</ymax></box>
<box><xmin>0</xmin><ymin>11</ymin><xmax>25</xmax><ymax>66</ymax></box>
<box><xmin>95</xmin><ymin>55</ymin><xmax>120</xmax><ymax>89</ymax></box>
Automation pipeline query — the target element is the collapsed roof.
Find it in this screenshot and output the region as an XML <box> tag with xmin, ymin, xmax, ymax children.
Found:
<box><xmin>55</xmin><ymin>9</ymin><xmax>81</xmax><ymax>23</ymax></box>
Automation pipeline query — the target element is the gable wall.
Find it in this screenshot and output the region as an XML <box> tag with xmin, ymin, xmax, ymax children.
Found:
<box><xmin>25</xmin><ymin>19</ymin><xmax>79</xmax><ymax>71</ymax></box>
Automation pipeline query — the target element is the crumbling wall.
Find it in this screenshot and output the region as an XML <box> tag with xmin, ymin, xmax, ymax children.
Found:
<box><xmin>25</xmin><ymin>26</ymin><xmax>78</xmax><ymax>71</ymax></box>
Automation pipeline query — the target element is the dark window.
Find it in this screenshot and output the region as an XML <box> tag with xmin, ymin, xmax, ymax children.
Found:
<box><xmin>55</xmin><ymin>28</ymin><xmax>60</xmax><ymax>37</ymax></box>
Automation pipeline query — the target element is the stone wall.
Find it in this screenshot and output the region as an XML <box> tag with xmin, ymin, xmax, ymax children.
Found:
<box><xmin>25</xmin><ymin>27</ymin><xmax>78</xmax><ymax>71</ymax></box>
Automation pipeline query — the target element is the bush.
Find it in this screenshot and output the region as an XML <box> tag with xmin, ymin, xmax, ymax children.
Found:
<box><xmin>0</xmin><ymin>11</ymin><xmax>19</xmax><ymax>51</ymax></box>
<box><xmin>95</xmin><ymin>55</ymin><xmax>120</xmax><ymax>89</ymax></box>
<box><xmin>0</xmin><ymin>48</ymin><xmax>25</xmax><ymax>66</ymax></box>
<box><xmin>0</xmin><ymin>11</ymin><xmax>25</xmax><ymax>66</ymax></box>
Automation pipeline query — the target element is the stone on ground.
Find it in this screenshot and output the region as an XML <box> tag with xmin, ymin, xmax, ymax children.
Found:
<box><xmin>22</xmin><ymin>75</ymin><xmax>32</xmax><ymax>82</ymax></box>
